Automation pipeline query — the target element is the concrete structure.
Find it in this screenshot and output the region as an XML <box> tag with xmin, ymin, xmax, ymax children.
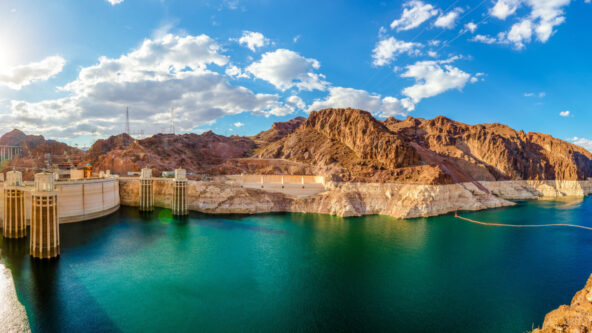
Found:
<box><xmin>70</xmin><ymin>169</ymin><xmax>84</xmax><ymax>180</ymax></box>
<box><xmin>30</xmin><ymin>173</ymin><xmax>60</xmax><ymax>259</ymax></box>
<box><xmin>0</xmin><ymin>145</ymin><xmax>21</xmax><ymax>162</ymax></box>
<box><xmin>0</xmin><ymin>176</ymin><xmax>120</xmax><ymax>225</ymax></box>
<box><xmin>230</xmin><ymin>174</ymin><xmax>327</xmax><ymax>198</ymax></box>
<box><xmin>2</xmin><ymin>171</ymin><xmax>26</xmax><ymax>239</ymax></box>
<box><xmin>172</xmin><ymin>169</ymin><xmax>188</xmax><ymax>216</ymax></box>
<box><xmin>139</xmin><ymin>168</ymin><xmax>154</xmax><ymax>212</ymax></box>
<box><xmin>57</xmin><ymin>177</ymin><xmax>120</xmax><ymax>223</ymax></box>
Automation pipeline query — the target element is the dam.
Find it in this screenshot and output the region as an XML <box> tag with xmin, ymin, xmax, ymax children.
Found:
<box><xmin>0</xmin><ymin>169</ymin><xmax>327</xmax><ymax>259</ymax></box>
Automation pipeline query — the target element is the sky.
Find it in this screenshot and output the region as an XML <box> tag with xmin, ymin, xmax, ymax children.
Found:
<box><xmin>0</xmin><ymin>0</ymin><xmax>590</xmax><ymax>151</ymax></box>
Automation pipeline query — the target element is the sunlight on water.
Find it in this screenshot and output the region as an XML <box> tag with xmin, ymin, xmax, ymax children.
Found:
<box><xmin>1</xmin><ymin>197</ymin><xmax>591</xmax><ymax>333</ymax></box>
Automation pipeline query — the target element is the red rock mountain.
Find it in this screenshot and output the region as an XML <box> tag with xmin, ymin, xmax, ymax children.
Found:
<box><xmin>0</xmin><ymin>129</ymin><xmax>82</xmax><ymax>179</ymax></box>
<box><xmin>4</xmin><ymin>109</ymin><xmax>592</xmax><ymax>184</ymax></box>
<box><xmin>251</xmin><ymin>116</ymin><xmax>306</xmax><ymax>145</ymax></box>
<box><xmin>256</xmin><ymin>108</ymin><xmax>592</xmax><ymax>183</ymax></box>
<box><xmin>85</xmin><ymin>131</ymin><xmax>255</xmax><ymax>175</ymax></box>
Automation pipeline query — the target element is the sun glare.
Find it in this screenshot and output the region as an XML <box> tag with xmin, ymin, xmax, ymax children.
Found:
<box><xmin>0</xmin><ymin>36</ymin><xmax>15</xmax><ymax>72</ymax></box>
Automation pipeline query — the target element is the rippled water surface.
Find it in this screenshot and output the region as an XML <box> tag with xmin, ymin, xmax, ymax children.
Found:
<box><xmin>1</xmin><ymin>198</ymin><xmax>592</xmax><ymax>332</ymax></box>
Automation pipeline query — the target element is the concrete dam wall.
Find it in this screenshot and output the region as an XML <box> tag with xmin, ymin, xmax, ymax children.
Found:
<box><xmin>0</xmin><ymin>177</ymin><xmax>120</xmax><ymax>224</ymax></box>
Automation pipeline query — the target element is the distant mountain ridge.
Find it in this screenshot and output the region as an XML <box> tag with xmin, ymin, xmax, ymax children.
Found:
<box><xmin>3</xmin><ymin>109</ymin><xmax>591</xmax><ymax>184</ymax></box>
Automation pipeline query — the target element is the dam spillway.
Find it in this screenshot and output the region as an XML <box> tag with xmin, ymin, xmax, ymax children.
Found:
<box><xmin>30</xmin><ymin>173</ymin><xmax>60</xmax><ymax>259</ymax></box>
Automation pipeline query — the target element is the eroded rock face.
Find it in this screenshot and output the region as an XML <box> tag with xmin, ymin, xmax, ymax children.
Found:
<box><xmin>86</xmin><ymin>132</ymin><xmax>256</xmax><ymax>176</ymax></box>
<box><xmin>119</xmin><ymin>178</ymin><xmax>591</xmax><ymax>219</ymax></box>
<box><xmin>533</xmin><ymin>274</ymin><xmax>592</xmax><ymax>333</ymax></box>
<box><xmin>119</xmin><ymin>178</ymin><xmax>516</xmax><ymax>219</ymax></box>
<box><xmin>251</xmin><ymin>116</ymin><xmax>306</xmax><ymax>145</ymax></box>
<box><xmin>257</xmin><ymin>109</ymin><xmax>592</xmax><ymax>184</ymax></box>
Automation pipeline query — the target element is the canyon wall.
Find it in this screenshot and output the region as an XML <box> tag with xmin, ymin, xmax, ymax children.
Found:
<box><xmin>120</xmin><ymin>178</ymin><xmax>591</xmax><ymax>219</ymax></box>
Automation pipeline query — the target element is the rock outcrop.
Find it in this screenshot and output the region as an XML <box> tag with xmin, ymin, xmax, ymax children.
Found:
<box><xmin>85</xmin><ymin>131</ymin><xmax>256</xmax><ymax>176</ymax></box>
<box><xmin>0</xmin><ymin>260</ymin><xmax>30</xmax><ymax>333</ymax></box>
<box><xmin>119</xmin><ymin>178</ymin><xmax>514</xmax><ymax>219</ymax></box>
<box><xmin>251</xmin><ymin>116</ymin><xmax>305</xmax><ymax>145</ymax></box>
<box><xmin>257</xmin><ymin>109</ymin><xmax>592</xmax><ymax>184</ymax></box>
<box><xmin>533</xmin><ymin>274</ymin><xmax>592</xmax><ymax>333</ymax></box>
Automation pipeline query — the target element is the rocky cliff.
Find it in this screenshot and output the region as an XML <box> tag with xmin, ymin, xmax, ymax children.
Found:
<box><xmin>533</xmin><ymin>274</ymin><xmax>592</xmax><ymax>333</ymax></box>
<box><xmin>257</xmin><ymin>109</ymin><xmax>592</xmax><ymax>184</ymax></box>
<box><xmin>119</xmin><ymin>178</ymin><xmax>591</xmax><ymax>219</ymax></box>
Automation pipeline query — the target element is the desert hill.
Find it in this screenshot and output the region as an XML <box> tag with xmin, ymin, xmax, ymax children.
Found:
<box><xmin>0</xmin><ymin>129</ymin><xmax>83</xmax><ymax>178</ymax></box>
<box><xmin>3</xmin><ymin>109</ymin><xmax>591</xmax><ymax>184</ymax></box>
<box><xmin>256</xmin><ymin>108</ymin><xmax>592</xmax><ymax>183</ymax></box>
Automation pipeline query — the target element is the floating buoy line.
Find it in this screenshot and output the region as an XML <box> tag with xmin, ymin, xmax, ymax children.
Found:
<box><xmin>454</xmin><ymin>211</ymin><xmax>592</xmax><ymax>231</ymax></box>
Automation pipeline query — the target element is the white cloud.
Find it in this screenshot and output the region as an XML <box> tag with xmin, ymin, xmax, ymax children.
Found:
<box><xmin>571</xmin><ymin>137</ymin><xmax>592</xmax><ymax>152</ymax></box>
<box><xmin>246</xmin><ymin>49</ymin><xmax>328</xmax><ymax>91</ymax></box>
<box><xmin>106</xmin><ymin>0</ymin><xmax>124</xmax><ymax>5</ymax></box>
<box><xmin>471</xmin><ymin>34</ymin><xmax>497</xmax><ymax>44</ymax></box>
<box><xmin>434</xmin><ymin>8</ymin><xmax>463</xmax><ymax>29</ymax></box>
<box><xmin>524</xmin><ymin>91</ymin><xmax>546</xmax><ymax>97</ymax></box>
<box><xmin>293</xmin><ymin>35</ymin><xmax>301</xmax><ymax>43</ymax></box>
<box><xmin>372</xmin><ymin>37</ymin><xmax>422</xmax><ymax>66</ymax></box>
<box><xmin>390</xmin><ymin>0</ymin><xmax>439</xmax><ymax>31</ymax></box>
<box><xmin>0</xmin><ymin>56</ymin><xmax>66</xmax><ymax>89</ymax></box>
<box><xmin>464</xmin><ymin>22</ymin><xmax>478</xmax><ymax>33</ymax></box>
<box><xmin>490</xmin><ymin>0</ymin><xmax>520</xmax><ymax>19</ymax></box>
<box><xmin>2</xmin><ymin>34</ymin><xmax>288</xmax><ymax>140</ymax></box>
<box><xmin>559</xmin><ymin>110</ymin><xmax>570</xmax><ymax>117</ymax></box>
<box><xmin>505</xmin><ymin>19</ymin><xmax>533</xmax><ymax>49</ymax></box>
<box><xmin>234</xmin><ymin>122</ymin><xmax>244</xmax><ymax>127</ymax></box>
<box><xmin>225</xmin><ymin>64</ymin><xmax>248</xmax><ymax>78</ymax></box>
<box><xmin>286</xmin><ymin>95</ymin><xmax>306</xmax><ymax>109</ymax></box>
<box><xmin>493</xmin><ymin>0</ymin><xmax>571</xmax><ymax>49</ymax></box>
<box><xmin>237</xmin><ymin>31</ymin><xmax>269</xmax><ymax>52</ymax></box>
<box><xmin>308</xmin><ymin>87</ymin><xmax>413</xmax><ymax>117</ymax></box>
<box><xmin>401</xmin><ymin>58</ymin><xmax>474</xmax><ymax>103</ymax></box>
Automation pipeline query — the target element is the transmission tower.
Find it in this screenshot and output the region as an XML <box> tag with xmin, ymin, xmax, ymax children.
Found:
<box><xmin>170</xmin><ymin>107</ymin><xmax>175</xmax><ymax>135</ymax></box>
<box><xmin>125</xmin><ymin>107</ymin><xmax>130</xmax><ymax>135</ymax></box>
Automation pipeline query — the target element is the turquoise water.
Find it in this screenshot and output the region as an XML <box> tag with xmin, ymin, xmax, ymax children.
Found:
<box><xmin>1</xmin><ymin>198</ymin><xmax>592</xmax><ymax>332</ymax></box>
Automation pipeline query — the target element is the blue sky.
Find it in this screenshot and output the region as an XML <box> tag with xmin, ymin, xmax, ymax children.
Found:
<box><xmin>0</xmin><ymin>0</ymin><xmax>590</xmax><ymax>151</ymax></box>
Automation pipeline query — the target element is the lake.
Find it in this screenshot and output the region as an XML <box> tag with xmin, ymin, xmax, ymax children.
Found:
<box><xmin>2</xmin><ymin>198</ymin><xmax>592</xmax><ymax>332</ymax></box>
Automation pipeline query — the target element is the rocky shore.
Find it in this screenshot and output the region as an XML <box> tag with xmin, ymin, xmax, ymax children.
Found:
<box><xmin>533</xmin><ymin>274</ymin><xmax>592</xmax><ymax>332</ymax></box>
<box><xmin>0</xmin><ymin>259</ymin><xmax>30</xmax><ymax>333</ymax></box>
<box><xmin>119</xmin><ymin>178</ymin><xmax>591</xmax><ymax>219</ymax></box>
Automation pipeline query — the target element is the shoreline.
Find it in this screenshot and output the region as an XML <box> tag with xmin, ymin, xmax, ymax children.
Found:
<box><xmin>0</xmin><ymin>255</ymin><xmax>31</xmax><ymax>333</ymax></box>
<box><xmin>117</xmin><ymin>178</ymin><xmax>592</xmax><ymax>220</ymax></box>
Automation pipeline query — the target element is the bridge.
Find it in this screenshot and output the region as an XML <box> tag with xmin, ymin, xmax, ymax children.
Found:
<box><xmin>0</xmin><ymin>146</ymin><xmax>21</xmax><ymax>162</ymax></box>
